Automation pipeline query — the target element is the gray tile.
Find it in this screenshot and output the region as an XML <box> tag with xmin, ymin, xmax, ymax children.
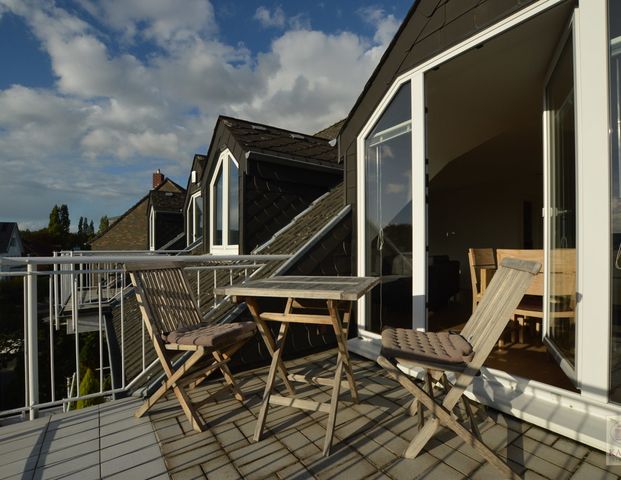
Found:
<box><xmin>100</xmin><ymin>444</ymin><xmax>167</xmax><ymax>478</ymax></box>
<box><xmin>200</xmin><ymin>454</ymin><xmax>242</xmax><ymax>479</ymax></box>
<box><xmin>520</xmin><ymin>435</ymin><xmax>582</xmax><ymax>471</ymax></box>
<box><xmin>170</xmin><ymin>465</ymin><xmax>206</xmax><ymax>480</ymax></box>
<box><xmin>32</xmin><ymin>451</ymin><xmax>100</xmax><ymax>480</ymax></box>
<box><xmin>585</xmin><ymin>450</ymin><xmax>621</xmax><ymax>475</ymax></box>
<box><xmin>571</xmin><ymin>462</ymin><xmax>620</xmax><ymax>480</ymax></box>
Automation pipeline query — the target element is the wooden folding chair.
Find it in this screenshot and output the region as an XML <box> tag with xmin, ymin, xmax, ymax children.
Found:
<box><xmin>126</xmin><ymin>262</ymin><xmax>257</xmax><ymax>432</ymax></box>
<box><xmin>377</xmin><ymin>258</ymin><xmax>541</xmax><ymax>479</ymax></box>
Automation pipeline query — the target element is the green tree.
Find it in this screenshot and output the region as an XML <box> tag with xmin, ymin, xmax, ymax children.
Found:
<box><xmin>48</xmin><ymin>205</ymin><xmax>61</xmax><ymax>236</ymax></box>
<box><xmin>78</xmin><ymin>217</ymin><xmax>84</xmax><ymax>237</ymax></box>
<box><xmin>75</xmin><ymin>368</ymin><xmax>103</xmax><ymax>409</ymax></box>
<box><xmin>88</xmin><ymin>220</ymin><xmax>95</xmax><ymax>237</ymax></box>
<box><xmin>58</xmin><ymin>204</ymin><xmax>70</xmax><ymax>235</ymax></box>
<box><xmin>98</xmin><ymin>215</ymin><xmax>109</xmax><ymax>234</ymax></box>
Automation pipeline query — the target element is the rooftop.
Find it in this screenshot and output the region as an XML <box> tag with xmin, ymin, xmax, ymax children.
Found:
<box><xmin>2</xmin><ymin>349</ymin><xmax>618</xmax><ymax>480</ymax></box>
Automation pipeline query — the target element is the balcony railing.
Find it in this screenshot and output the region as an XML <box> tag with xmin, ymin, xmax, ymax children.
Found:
<box><xmin>0</xmin><ymin>252</ymin><xmax>289</xmax><ymax>422</ymax></box>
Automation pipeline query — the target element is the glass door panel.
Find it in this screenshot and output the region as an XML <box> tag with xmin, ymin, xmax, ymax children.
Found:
<box><xmin>364</xmin><ymin>82</ymin><xmax>412</xmax><ymax>333</ymax></box>
<box><xmin>609</xmin><ymin>0</ymin><xmax>621</xmax><ymax>402</ymax></box>
<box><xmin>545</xmin><ymin>31</ymin><xmax>577</xmax><ymax>373</ymax></box>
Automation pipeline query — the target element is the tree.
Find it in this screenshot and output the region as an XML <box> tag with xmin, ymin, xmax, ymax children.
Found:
<box><xmin>78</xmin><ymin>217</ymin><xmax>84</xmax><ymax>237</ymax></box>
<box><xmin>88</xmin><ymin>220</ymin><xmax>95</xmax><ymax>237</ymax></box>
<box><xmin>58</xmin><ymin>204</ymin><xmax>70</xmax><ymax>235</ymax></box>
<box><xmin>48</xmin><ymin>205</ymin><xmax>61</xmax><ymax>236</ymax></box>
<box><xmin>98</xmin><ymin>216</ymin><xmax>109</xmax><ymax>234</ymax></box>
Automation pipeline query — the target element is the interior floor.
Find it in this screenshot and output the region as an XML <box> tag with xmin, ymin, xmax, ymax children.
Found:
<box><xmin>429</xmin><ymin>291</ymin><xmax>577</xmax><ymax>392</ymax></box>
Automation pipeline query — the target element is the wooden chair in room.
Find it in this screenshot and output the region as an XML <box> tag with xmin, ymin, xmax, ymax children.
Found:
<box><xmin>467</xmin><ymin>248</ymin><xmax>497</xmax><ymax>314</ymax></box>
<box><xmin>126</xmin><ymin>263</ymin><xmax>257</xmax><ymax>432</ymax></box>
<box><xmin>496</xmin><ymin>249</ymin><xmax>576</xmax><ymax>344</ymax></box>
<box><xmin>377</xmin><ymin>258</ymin><xmax>541</xmax><ymax>479</ymax></box>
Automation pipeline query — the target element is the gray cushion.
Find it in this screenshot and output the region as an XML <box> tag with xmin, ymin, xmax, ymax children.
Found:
<box><xmin>165</xmin><ymin>321</ymin><xmax>256</xmax><ymax>348</ymax></box>
<box><xmin>381</xmin><ymin>327</ymin><xmax>474</xmax><ymax>367</ymax></box>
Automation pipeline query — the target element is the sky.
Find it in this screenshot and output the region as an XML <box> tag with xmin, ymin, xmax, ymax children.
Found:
<box><xmin>0</xmin><ymin>0</ymin><xmax>410</xmax><ymax>231</ymax></box>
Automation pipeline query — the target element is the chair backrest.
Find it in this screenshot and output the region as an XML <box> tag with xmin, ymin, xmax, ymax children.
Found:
<box><xmin>467</xmin><ymin>248</ymin><xmax>496</xmax><ymax>299</ymax></box>
<box><xmin>496</xmin><ymin>249</ymin><xmax>544</xmax><ymax>296</ymax></box>
<box><xmin>126</xmin><ymin>263</ymin><xmax>203</xmax><ymax>337</ymax></box>
<box><xmin>460</xmin><ymin>257</ymin><xmax>541</xmax><ymax>370</ymax></box>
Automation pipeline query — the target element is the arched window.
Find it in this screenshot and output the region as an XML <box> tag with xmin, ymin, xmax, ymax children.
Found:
<box><xmin>210</xmin><ymin>149</ymin><xmax>239</xmax><ymax>254</ymax></box>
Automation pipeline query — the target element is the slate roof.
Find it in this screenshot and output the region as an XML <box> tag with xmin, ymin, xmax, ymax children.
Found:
<box><xmin>149</xmin><ymin>190</ymin><xmax>186</xmax><ymax>213</ymax></box>
<box><xmin>313</xmin><ymin>119</ymin><xmax>345</xmax><ymax>140</ymax></box>
<box><xmin>108</xmin><ymin>182</ymin><xmax>350</xmax><ymax>390</ymax></box>
<box><xmin>0</xmin><ymin>222</ymin><xmax>17</xmax><ymax>253</ymax></box>
<box><xmin>221</xmin><ymin>116</ymin><xmax>339</xmax><ymax>169</ymax></box>
<box><xmin>90</xmin><ymin>178</ymin><xmax>184</xmax><ymax>246</ymax></box>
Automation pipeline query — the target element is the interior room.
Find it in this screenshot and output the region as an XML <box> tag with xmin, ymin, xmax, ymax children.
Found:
<box><xmin>425</xmin><ymin>2</ymin><xmax>576</xmax><ymax>391</ymax></box>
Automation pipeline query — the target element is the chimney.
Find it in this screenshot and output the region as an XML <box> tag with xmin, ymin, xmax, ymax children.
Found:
<box><xmin>152</xmin><ymin>169</ymin><xmax>165</xmax><ymax>189</ymax></box>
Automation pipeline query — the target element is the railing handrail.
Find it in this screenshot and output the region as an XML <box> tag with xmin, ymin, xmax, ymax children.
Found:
<box><xmin>1</xmin><ymin>254</ymin><xmax>290</xmax><ymax>265</ymax></box>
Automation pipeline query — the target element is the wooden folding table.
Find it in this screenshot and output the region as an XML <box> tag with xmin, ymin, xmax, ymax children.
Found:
<box><xmin>217</xmin><ymin>275</ymin><xmax>379</xmax><ymax>456</ymax></box>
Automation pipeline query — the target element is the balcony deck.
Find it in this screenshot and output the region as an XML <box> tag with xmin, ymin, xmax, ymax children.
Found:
<box><xmin>2</xmin><ymin>349</ymin><xmax>621</xmax><ymax>480</ymax></box>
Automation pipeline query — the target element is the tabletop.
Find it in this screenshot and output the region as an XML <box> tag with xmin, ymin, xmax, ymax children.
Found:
<box><xmin>216</xmin><ymin>275</ymin><xmax>379</xmax><ymax>302</ymax></box>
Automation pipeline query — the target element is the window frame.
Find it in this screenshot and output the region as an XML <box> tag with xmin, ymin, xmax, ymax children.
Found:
<box><xmin>186</xmin><ymin>191</ymin><xmax>203</xmax><ymax>246</ymax></box>
<box><xmin>209</xmin><ymin>149</ymin><xmax>240</xmax><ymax>255</ymax></box>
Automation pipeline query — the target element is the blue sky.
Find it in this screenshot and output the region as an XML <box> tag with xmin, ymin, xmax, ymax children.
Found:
<box><xmin>0</xmin><ymin>0</ymin><xmax>410</xmax><ymax>231</ymax></box>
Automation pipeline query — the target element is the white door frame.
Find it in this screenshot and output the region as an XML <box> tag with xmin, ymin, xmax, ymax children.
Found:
<box><xmin>356</xmin><ymin>0</ymin><xmax>569</xmax><ymax>338</ymax></box>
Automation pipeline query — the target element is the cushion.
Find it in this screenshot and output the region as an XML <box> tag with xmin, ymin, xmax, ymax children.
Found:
<box><xmin>165</xmin><ymin>321</ymin><xmax>256</xmax><ymax>348</ymax></box>
<box><xmin>381</xmin><ymin>327</ymin><xmax>474</xmax><ymax>367</ymax></box>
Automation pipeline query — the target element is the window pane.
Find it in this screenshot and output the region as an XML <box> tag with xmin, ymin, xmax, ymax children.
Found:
<box><xmin>364</xmin><ymin>81</ymin><xmax>412</xmax><ymax>333</ymax></box>
<box><xmin>214</xmin><ymin>168</ymin><xmax>223</xmax><ymax>245</ymax></box>
<box><xmin>546</xmin><ymin>37</ymin><xmax>576</xmax><ymax>366</ymax></box>
<box><xmin>609</xmin><ymin>0</ymin><xmax>621</xmax><ymax>402</ymax></box>
<box><xmin>194</xmin><ymin>195</ymin><xmax>203</xmax><ymax>240</ymax></box>
<box><xmin>229</xmin><ymin>158</ymin><xmax>239</xmax><ymax>245</ymax></box>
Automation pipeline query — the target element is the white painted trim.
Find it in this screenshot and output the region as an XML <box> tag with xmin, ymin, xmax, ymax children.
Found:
<box><xmin>186</xmin><ymin>191</ymin><xmax>203</xmax><ymax>246</ymax></box>
<box><xmin>209</xmin><ymin>149</ymin><xmax>239</xmax><ymax>255</ymax></box>
<box><xmin>148</xmin><ymin>208</ymin><xmax>155</xmax><ymax>251</ymax></box>
<box><xmin>573</xmin><ymin>1</ymin><xmax>611</xmax><ymax>403</ymax></box>
<box><xmin>411</xmin><ymin>72</ymin><xmax>426</xmax><ymax>330</ymax></box>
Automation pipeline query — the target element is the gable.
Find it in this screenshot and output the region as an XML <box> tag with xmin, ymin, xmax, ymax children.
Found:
<box><xmin>340</xmin><ymin>0</ymin><xmax>541</xmax><ymax>182</ymax></box>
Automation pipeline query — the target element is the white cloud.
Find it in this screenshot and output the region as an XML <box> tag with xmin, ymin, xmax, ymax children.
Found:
<box><xmin>77</xmin><ymin>0</ymin><xmax>217</xmax><ymax>46</ymax></box>
<box><xmin>254</xmin><ymin>6</ymin><xmax>311</xmax><ymax>31</ymax></box>
<box><xmin>358</xmin><ymin>6</ymin><xmax>400</xmax><ymax>47</ymax></box>
<box><xmin>0</xmin><ymin>0</ymin><xmax>400</xmax><ymax>228</ymax></box>
<box><xmin>254</xmin><ymin>6</ymin><xmax>286</xmax><ymax>29</ymax></box>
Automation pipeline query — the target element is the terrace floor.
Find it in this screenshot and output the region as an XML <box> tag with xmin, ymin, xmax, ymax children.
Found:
<box><xmin>3</xmin><ymin>349</ymin><xmax>621</xmax><ymax>479</ymax></box>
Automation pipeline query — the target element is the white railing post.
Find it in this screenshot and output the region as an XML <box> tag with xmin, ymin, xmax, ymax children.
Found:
<box><xmin>27</xmin><ymin>263</ymin><xmax>39</xmax><ymax>419</ymax></box>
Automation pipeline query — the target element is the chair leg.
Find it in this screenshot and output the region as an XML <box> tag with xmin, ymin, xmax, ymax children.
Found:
<box><xmin>212</xmin><ymin>349</ymin><xmax>244</xmax><ymax>402</ymax></box>
<box><xmin>377</xmin><ymin>356</ymin><xmax>518</xmax><ymax>479</ymax></box>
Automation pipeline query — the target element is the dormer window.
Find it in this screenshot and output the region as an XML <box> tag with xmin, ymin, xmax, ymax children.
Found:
<box><xmin>210</xmin><ymin>149</ymin><xmax>239</xmax><ymax>254</ymax></box>
<box><xmin>187</xmin><ymin>192</ymin><xmax>203</xmax><ymax>245</ymax></box>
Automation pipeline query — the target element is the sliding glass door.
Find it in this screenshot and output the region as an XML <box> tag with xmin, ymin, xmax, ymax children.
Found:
<box><xmin>364</xmin><ymin>82</ymin><xmax>413</xmax><ymax>333</ymax></box>
<box><xmin>544</xmin><ymin>24</ymin><xmax>577</xmax><ymax>380</ymax></box>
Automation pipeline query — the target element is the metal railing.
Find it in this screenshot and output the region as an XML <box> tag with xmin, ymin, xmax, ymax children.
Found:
<box><xmin>0</xmin><ymin>252</ymin><xmax>289</xmax><ymax>421</ymax></box>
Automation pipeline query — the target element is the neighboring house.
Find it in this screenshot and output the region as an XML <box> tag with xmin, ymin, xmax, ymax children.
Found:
<box><xmin>147</xmin><ymin>188</ymin><xmax>186</xmax><ymax>251</ymax></box>
<box><xmin>0</xmin><ymin>223</ymin><xmax>24</xmax><ymax>277</ymax></box>
<box><xmin>90</xmin><ymin>171</ymin><xmax>184</xmax><ymax>251</ymax></box>
<box><xmin>185</xmin><ymin>116</ymin><xmax>342</xmax><ymax>254</ymax></box>
<box><xmin>337</xmin><ymin>0</ymin><xmax>617</xmax><ymax>450</ymax></box>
